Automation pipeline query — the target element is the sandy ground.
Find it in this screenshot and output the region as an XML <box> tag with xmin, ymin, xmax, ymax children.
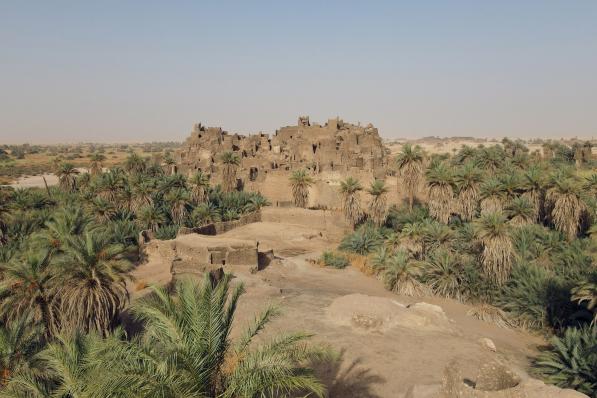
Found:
<box><xmin>132</xmin><ymin>219</ymin><xmax>544</xmax><ymax>398</ymax></box>
<box><xmin>386</xmin><ymin>138</ymin><xmax>544</xmax><ymax>157</ymax></box>
<box><xmin>5</xmin><ymin>168</ymin><xmax>91</xmax><ymax>189</ymax></box>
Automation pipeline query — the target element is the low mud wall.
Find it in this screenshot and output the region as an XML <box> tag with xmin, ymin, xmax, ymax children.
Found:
<box><xmin>177</xmin><ymin>210</ymin><xmax>262</xmax><ymax>236</ymax></box>
<box><xmin>261</xmin><ymin>207</ymin><xmax>350</xmax><ymax>239</ymax></box>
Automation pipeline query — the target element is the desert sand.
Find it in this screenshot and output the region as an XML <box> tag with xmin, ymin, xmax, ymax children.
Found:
<box><xmin>132</xmin><ymin>210</ymin><xmax>548</xmax><ymax>397</ymax></box>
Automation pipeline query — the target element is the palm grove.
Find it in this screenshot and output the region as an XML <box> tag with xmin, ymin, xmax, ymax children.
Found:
<box><xmin>0</xmin><ymin>151</ymin><xmax>329</xmax><ymax>397</ymax></box>
<box><xmin>289</xmin><ymin>140</ymin><xmax>597</xmax><ymax>397</ymax></box>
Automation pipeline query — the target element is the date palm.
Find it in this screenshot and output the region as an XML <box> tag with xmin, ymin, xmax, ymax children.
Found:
<box><xmin>454</xmin><ymin>162</ymin><xmax>482</xmax><ymax>221</ymax></box>
<box><xmin>92</xmin><ymin>276</ymin><xmax>327</xmax><ymax>398</ymax></box>
<box><xmin>189</xmin><ymin>170</ymin><xmax>210</xmax><ymax>204</ymax></box>
<box><xmin>1</xmin><ymin>330</ymin><xmax>98</xmax><ymax>397</ymax></box>
<box><xmin>452</xmin><ymin>145</ymin><xmax>476</xmax><ymax>165</ymax></box>
<box><xmin>479</xmin><ymin>178</ymin><xmax>505</xmax><ymax>215</ymax></box>
<box><xmin>521</xmin><ymin>165</ymin><xmax>546</xmax><ymax>221</ymax></box>
<box><xmin>395</xmin><ymin>144</ymin><xmax>424</xmax><ymax>210</ymax></box>
<box><xmin>0</xmin><ymin>313</ymin><xmax>42</xmax><ymax>387</ymax></box>
<box><xmin>137</xmin><ymin>205</ymin><xmax>165</xmax><ymax>232</ymax></box>
<box><xmin>163</xmin><ymin>152</ymin><xmax>177</xmax><ymax>175</ymax></box>
<box><xmin>474</xmin><ymin>212</ymin><xmax>513</xmax><ymax>285</ymax></box>
<box><xmin>0</xmin><ymin>250</ymin><xmax>53</xmax><ymax>333</ymax></box>
<box><xmin>475</xmin><ymin>146</ymin><xmax>504</xmax><ymax>172</ymax></box>
<box><xmin>339</xmin><ymin>177</ymin><xmax>364</xmax><ymax>229</ymax></box>
<box><xmin>32</xmin><ymin>206</ymin><xmax>91</xmax><ymax>255</ymax></box>
<box><xmin>571</xmin><ymin>272</ymin><xmax>597</xmax><ymax>324</ymax></box>
<box><xmin>56</xmin><ymin>163</ymin><xmax>79</xmax><ymax>192</ymax></box>
<box><xmin>419</xmin><ymin>248</ymin><xmax>463</xmax><ymax>300</ymax></box>
<box><xmin>367</xmin><ymin>179</ymin><xmax>388</xmax><ymax>227</ymax></box>
<box><xmin>498</xmin><ymin>171</ymin><xmax>522</xmax><ymax>203</ymax></box>
<box><xmin>399</xmin><ymin>222</ymin><xmax>426</xmax><ymax>259</ymax></box>
<box><xmin>220</xmin><ymin>151</ymin><xmax>240</xmax><ymax>193</ymax></box>
<box><xmin>191</xmin><ymin>203</ymin><xmax>221</xmax><ymax>226</ymax></box>
<box><xmin>89</xmin><ymin>197</ymin><xmax>116</xmax><ymax>223</ymax></box>
<box><xmin>51</xmin><ymin>230</ymin><xmax>132</xmax><ymax>335</ymax></box>
<box><xmin>165</xmin><ymin>188</ymin><xmax>191</xmax><ymax>225</ymax></box>
<box><xmin>546</xmin><ymin>173</ymin><xmax>586</xmax><ymax>241</ymax></box>
<box><xmin>372</xmin><ymin>250</ymin><xmax>427</xmax><ymax>296</ymax></box>
<box><xmin>89</xmin><ymin>153</ymin><xmax>106</xmax><ymax>176</ymax></box>
<box><xmin>425</xmin><ymin>161</ymin><xmax>454</xmax><ymax>224</ymax></box>
<box><xmin>289</xmin><ymin>169</ymin><xmax>314</xmax><ymax>208</ymax></box>
<box><xmin>95</xmin><ymin>170</ymin><xmax>124</xmax><ymax>203</ymax></box>
<box><xmin>132</xmin><ymin>182</ymin><xmax>154</xmax><ymax>211</ymax></box>
<box><xmin>506</xmin><ymin>197</ymin><xmax>534</xmax><ymax>226</ymax></box>
<box><xmin>124</xmin><ymin>152</ymin><xmax>146</xmax><ymax>175</ymax></box>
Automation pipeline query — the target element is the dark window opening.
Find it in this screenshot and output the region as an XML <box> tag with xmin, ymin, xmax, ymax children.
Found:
<box><xmin>249</xmin><ymin>167</ymin><xmax>259</xmax><ymax>181</ymax></box>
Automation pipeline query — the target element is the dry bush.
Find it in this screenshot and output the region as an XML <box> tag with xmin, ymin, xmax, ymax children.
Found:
<box><xmin>467</xmin><ymin>303</ymin><xmax>512</xmax><ymax>329</ymax></box>
<box><xmin>347</xmin><ymin>253</ymin><xmax>376</xmax><ymax>276</ymax></box>
<box><xmin>135</xmin><ymin>280</ymin><xmax>148</xmax><ymax>291</ymax></box>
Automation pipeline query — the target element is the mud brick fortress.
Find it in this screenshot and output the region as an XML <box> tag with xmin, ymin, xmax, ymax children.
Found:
<box><xmin>177</xmin><ymin>116</ymin><xmax>390</xmax><ymax>207</ymax></box>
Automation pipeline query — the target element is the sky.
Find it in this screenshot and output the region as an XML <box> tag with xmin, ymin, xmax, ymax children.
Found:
<box><xmin>1</xmin><ymin>1</ymin><xmax>596</xmax><ymax>144</ymax></box>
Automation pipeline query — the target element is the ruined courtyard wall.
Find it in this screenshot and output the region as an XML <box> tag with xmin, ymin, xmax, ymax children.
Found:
<box><xmin>260</xmin><ymin>207</ymin><xmax>350</xmax><ymax>239</ymax></box>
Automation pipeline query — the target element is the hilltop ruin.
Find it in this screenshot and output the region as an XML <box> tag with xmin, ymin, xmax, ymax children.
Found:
<box><xmin>177</xmin><ymin>116</ymin><xmax>388</xmax><ymax>183</ymax></box>
<box><xmin>176</xmin><ymin>116</ymin><xmax>389</xmax><ymax>207</ymax></box>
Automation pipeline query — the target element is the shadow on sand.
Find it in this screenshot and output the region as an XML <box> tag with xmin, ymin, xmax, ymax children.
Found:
<box><xmin>311</xmin><ymin>349</ymin><xmax>385</xmax><ymax>398</ymax></box>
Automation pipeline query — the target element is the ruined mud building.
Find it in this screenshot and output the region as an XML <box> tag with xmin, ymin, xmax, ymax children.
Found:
<box><xmin>177</xmin><ymin>116</ymin><xmax>388</xmax><ymax>184</ymax></box>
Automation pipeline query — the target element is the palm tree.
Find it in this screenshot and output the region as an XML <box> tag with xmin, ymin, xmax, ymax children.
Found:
<box><xmin>521</xmin><ymin>165</ymin><xmax>545</xmax><ymax>221</ymax></box>
<box><xmin>474</xmin><ymin>212</ymin><xmax>513</xmax><ymax>285</ymax></box>
<box><xmin>189</xmin><ymin>171</ymin><xmax>210</xmax><ymax>204</ymax></box>
<box><xmin>95</xmin><ymin>170</ymin><xmax>124</xmax><ymax>204</ymax></box>
<box><xmin>339</xmin><ymin>177</ymin><xmax>363</xmax><ymax>229</ymax></box>
<box><xmin>220</xmin><ymin>151</ymin><xmax>240</xmax><ymax>193</ymax></box>
<box><xmin>367</xmin><ymin>179</ymin><xmax>388</xmax><ymax>227</ymax></box>
<box><xmin>571</xmin><ymin>272</ymin><xmax>597</xmax><ymax>324</ymax></box>
<box><xmin>289</xmin><ymin>169</ymin><xmax>314</xmax><ymax>208</ymax></box>
<box><xmin>0</xmin><ymin>250</ymin><xmax>53</xmax><ymax>332</ymax></box>
<box><xmin>395</xmin><ymin>144</ymin><xmax>424</xmax><ymax>210</ymax></box>
<box><xmin>32</xmin><ymin>206</ymin><xmax>91</xmax><ymax>255</ymax></box>
<box><xmin>475</xmin><ymin>146</ymin><xmax>504</xmax><ymax>172</ymax></box>
<box><xmin>0</xmin><ymin>313</ymin><xmax>42</xmax><ymax>386</ymax></box>
<box><xmin>163</xmin><ymin>152</ymin><xmax>177</xmax><ymax>175</ymax></box>
<box><xmin>452</xmin><ymin>145</ymin><xmax>476</xmax><ymax>165</ymax></box>
<box><xmin>137</xmin><ymin>205</ymin><xmax>165</xmax><ymax>232</ymax></box>
<box><xmin>191</xmin><ymin>203</ymin><xmax>221</xmax><ymax>226</ymax></box>
<box><xmin>117</xmin><ymin>184</ymin><xmax>135</xmax><ymax>213</ymax></box>
<box><xmin>165</xmin><ymin>188</ymin><xmax>191</xmax><ymax>225</ymax></box>
<box><xmin>0</xmin><ymin>201</ymin><xmax>9</xmax><ymax>246</ymax></box>
<box><xmin>454</xmin><ymin>162</ymin><xmax>482</xmax><ymax>221</ymax></box>
<box><xmin>425</xmin><ymin>161</ymin><xmax>454</xmax><ymax>224</ymax></box>
<box><xmin>132</xmin><ymin>181</ymin><xmax>154</xmax><ymax>211</ymax></box>
<box><xmin>479</xmin><ymin>178</ymin><xmax>505</xmax><ymax>215</ymax></box>
<box><xmin>421</xmin><ymin>220</ymin><xmax>456</xmax><ymax>253</ymax></box>
<box><xmin>91</xmin><ymin>276</ymin><xmax>326</xmax><ymax>397</ymax></box>
<box><xmin>399</xmin><ymin>222</ymin><xmax>426</xmax><ymax>259</ymax></box>
<box><xmin>89</xmin><ymin>153</ymin><xmax>106</xmax><ymax>175</ymax></box>
<box><xmin>51</xmin><ymin>230</ymin><xmax>132</xmax><ymax>335</ymax></box>
<box><xmin>498</xmin><ymin>171</ymin><xmax>522</xmax><ymax>203</ymax></box>
<box><xmin>546</xmin><ymin>174</ymin><xmax>586</xmax><ymax>241</ymax></box>
<box><xmin>56</xmin><ymin>163</ymin><xmax>79</xmax><ymax>192</ymax></box>
<box><xmin>1</xmin><ymin>330</ymin><xmax>98</xmax><ymax>397</ymax></box>
<box><xmin>419</xmin><ymin>249</ymin><xmax>463</xmax><ymax>300</ymax></box>
<box><xmin>506</xmin><ymin>196</ymin><xmax>534</xmax><ymax>226</ymax></box>
<box><xmin>372</xmin><ymin>250</ymin><xmax>427</xmax><ymax>296</ymax></box>
<box><xmin>89</xmin><ymin>197</ymin><xmax>116</xmax><ymax>223</ymax></box>
<box><xmin>124</xmin><ymin>152</ymin><xmax>147</xmax><ymax>175</ymax></box>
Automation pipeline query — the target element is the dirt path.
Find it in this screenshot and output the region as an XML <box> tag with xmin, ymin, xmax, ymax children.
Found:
<box><xmin>134</xmin><ymin>220</ymin><xmax>545</xmax><ymax>397</ymax></box>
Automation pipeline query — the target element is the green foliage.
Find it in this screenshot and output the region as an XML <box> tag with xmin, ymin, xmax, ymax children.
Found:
<box><xmin>338</xmin><ymin>226</ymin><xmax>383</xmax><ymax>255</ymax></box>
<box><xmin>320</xmin><ymin>251</ymin><xmax>349</xmax><ymax>269</ymax></box>
<box><xmin>533</xmin><ymin>326</ymin><xmax>597</xmax><ymax>396</ymax></box>
<box><xmin>154</xmin><ymin>224</ymin><xmax>178</xmax><ymax>240</ymax></box>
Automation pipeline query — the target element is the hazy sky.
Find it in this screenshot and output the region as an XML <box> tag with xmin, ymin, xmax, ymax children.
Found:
<box><xmin>1</xmin><ymin>1</ymin><xmax>596</xmax><ymax>144</ymax></box>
